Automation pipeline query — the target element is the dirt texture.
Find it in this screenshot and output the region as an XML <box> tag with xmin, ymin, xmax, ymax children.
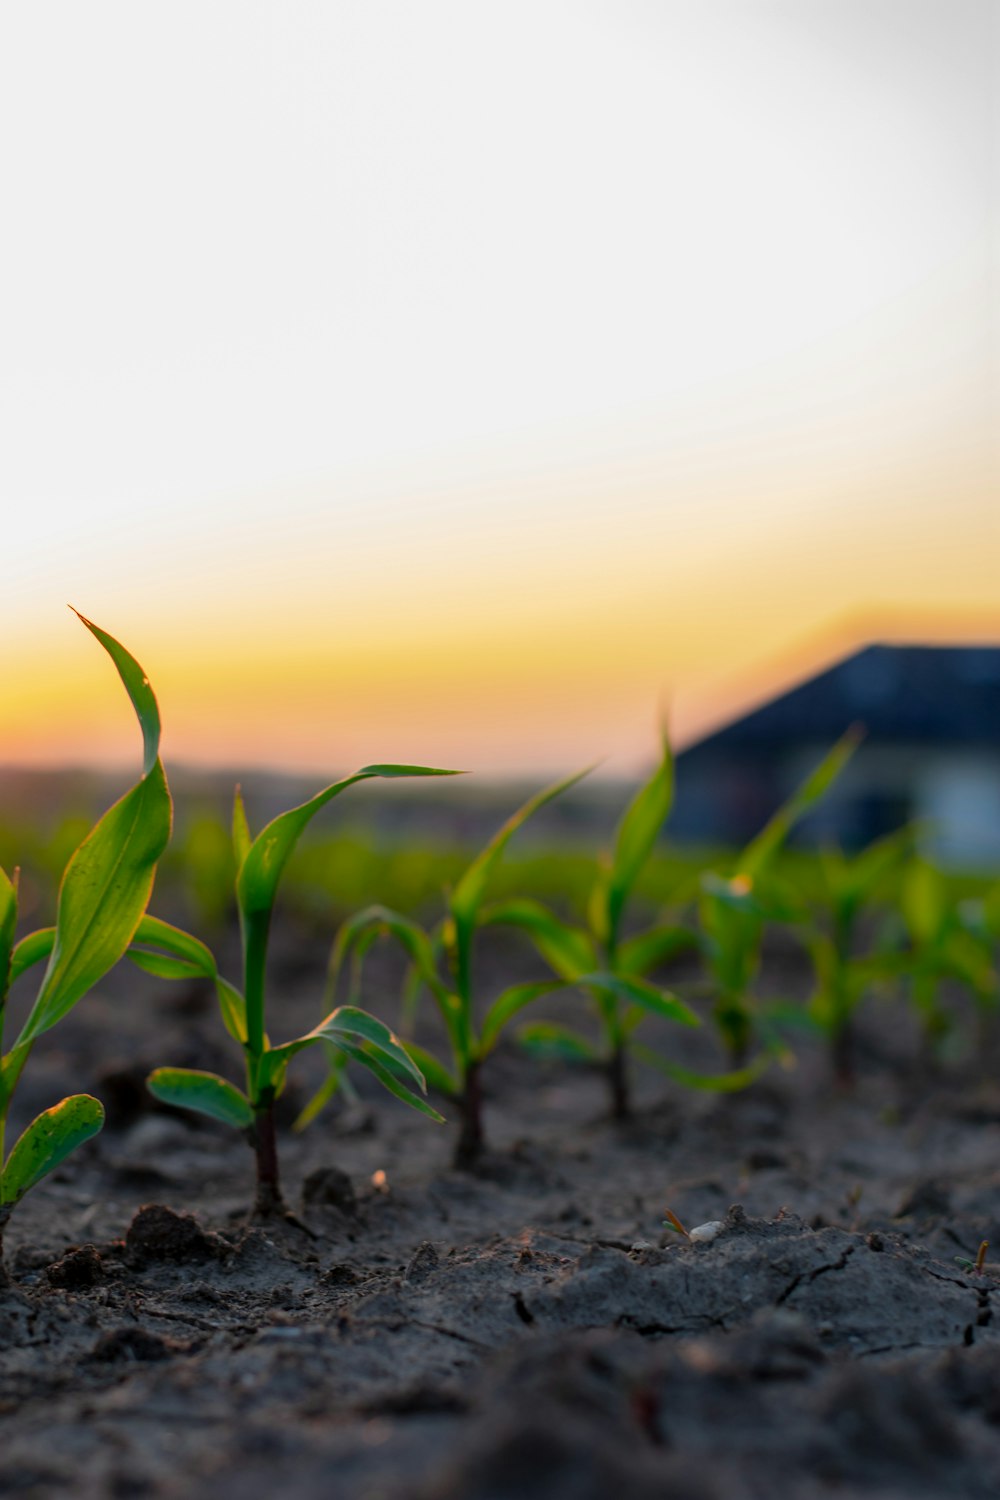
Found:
<box><xmin>2</xmin><ymin>928</ymin><xmax>1000</xmax><ymax>1498</ymax></box>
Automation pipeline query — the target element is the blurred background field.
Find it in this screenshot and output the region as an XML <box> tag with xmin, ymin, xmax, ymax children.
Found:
<box><xmin>3</xmin><ymin>765</ymin><xmax>994</xmax><ymax>941</ymax></box>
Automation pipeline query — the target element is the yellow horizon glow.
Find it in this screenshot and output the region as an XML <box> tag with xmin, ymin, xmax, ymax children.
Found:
<box><xmin>1</xmin><ymin>2</ymin><xmax>996</xmax><ymax>780</ymax></box>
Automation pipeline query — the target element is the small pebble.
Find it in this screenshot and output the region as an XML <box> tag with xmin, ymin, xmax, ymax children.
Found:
<box><xmin>688</xmin><ymin>1221</ymin><xmax>725</xmax><ymax>1243</ymax></box>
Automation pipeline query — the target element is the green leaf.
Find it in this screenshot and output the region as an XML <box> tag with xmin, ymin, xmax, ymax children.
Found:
<box><xmin>235</xmin><ymin>766</ymin><xmax>458</xmax><ymax>1058</ymax></box>
<box><xmin>146</xmin><ymin>1068</ymin><xmax>253</xmax><ymax>1129</ymax></box>
<box><xmin>606</xmin><ymin>732</ymin><xmax>673</xmax><ymax>948</ymax></box>
<box><xmin>450</xmin><ymin>766</ymin><xmax>592</xmax><ymax>938</ymax></box>
<box><xmin>0</xmin><ymin>1044</ymin><xmax>30</xmax><ymax>1117</ymax></box>
<box><xmin>217</xmin><ymin>978</ymin><xmax>249</xmax><ymax>1045</ymax></box>
<box><xmin>127</xmin><ymin>915</ymin><xmax>246</xmax><ymax>1043</ymax></box>
<box><xmin>630</xmin><ymin>1043</ymin><xmax>770</xmax><ymax>1093</ymax></box>
<box><xmin>479</xmin><ymin>980</ymin><xmax>567</xmax><ymax>1056</ymax></box>
<box><xmin>479</xmin><ymin>898</ymin><xmax>596</xmax><ymax>979</ymax></box>
<box><xmin>0</xmin><ymin>867</ymin><xmax>17</xmax><ymax>989</ymax></box>
<box><xmin>740</xmin><ymin>727</ymin><xmax>861</xmax><ymax>880</ymax></box>
<box><xmin>618</xmin><ymin>924</ymin><xmax>696</xmax><ymax>976</ymax></box>
<box><xmin>128</xmin><ymin>950</ymin><xmax>205</xmax><ymax>980</ymax></box>
<box><xmin>517</xmin><ymin>1021</ymin><xmax>600</xmax><ymax>1063</ymax></box>
<box><xmin>16</xmin><ymin>759</ymin><xmax>173</xmax><ymax>1048</ymax></box>
<box><xmin>0</xmin><ymin>1094</ymin><xmax>105</xmax><ymax>1206</ymax></box>
<box><xmin>266</xmin><ymin>1005</ymin><xmax>429</xmax><ymax>1099</ymax></box>
<box><xmin>576</xmin><ymin>972</ymin><xmax>700</xmax><ymax>1027</ymax></box>
<box><xmin>328</xmin><ymin>905</ymin><xmax>449</xmax><ymax>1008</ymax></box>
<box><xmin>238</xmin><ymin>765</ymin><xmax>460</xmax><ymax>921</ymax></box>
<box><xmin>131</xmin><ymin>914</ymin><xmax>219</xmax><ymax>976</ymax></box>
<box><xmin>400</xmin><ymin>1040</ymin><xmax>458</xmax><ymax>1097</ymax></box>
<box><xmin>232</xmin><ymin>785</ymin><xmax>252</xmax><ymax>871</ymax></box>
<box><xmin>331</xmin><ymin>1037</ymin><xmax>446</xmax><ymax>1122</ymax></box>
<box><xmin>71</xmin><ymin>610</ymin><xmax>161</xmax><ymax>778</ymax></box>
<box><xmin>11</xmin><ymin>930</ymin><xmax>57</xmax><ymax>995</ymax></box>
<box><xmin>292</xmin><ymin>1049</ymin><xmax>349</xmax><ymax>1132</ymax></box>
<box><xmin>841</xmin><ymin>826</ymin><xmax>914</xmax><ymax>908</ymax></box>
<box><xmin>901</xmin><ymin>860</ymin><xmax>948</xmax><ymax>944</ymax></box>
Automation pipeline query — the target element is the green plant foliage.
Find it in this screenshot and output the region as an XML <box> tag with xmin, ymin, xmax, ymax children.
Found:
<box><xmin>697</xmin><ymin>728</ymin><xmax>860</xmax><ymax>1064</ymax></box>
<box><xmin>130</xmin><ymin>764</ymin><xmax>460</xmax><ymax>1215</ymax></box>
<box><xmin>791</xmin><ymin>827</ymin><xmax>916</xmax><ymax>1081</ymax></box>
<box><xmin>309</xmin><ymin>768</ymin><xmax>608</xmax><ymax>1166</ymax></box>
<box><xmin>0</xmin><ymin>1094</ymin><xmax>105</xmax><ymax>1209</ymax></box>
<box><xmin>0</xmin><ymin>616</ymin><xmax>172</xmax><ymax>1260</ymax></box>
<box><xmin>478</xmin><ymin>733</ymin><xmax>717</xmax><ymax>1118</ymax></box>
<box><xmin>147</xmin><ymin>1069</ymin><xmax>254</xmax><ymax>1130</ymax></box>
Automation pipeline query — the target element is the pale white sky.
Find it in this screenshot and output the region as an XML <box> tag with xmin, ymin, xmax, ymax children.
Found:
<box><xmin>1</xmin><ymin>1</ymin><xmax>996</xmax><ymax>773</ymax></box>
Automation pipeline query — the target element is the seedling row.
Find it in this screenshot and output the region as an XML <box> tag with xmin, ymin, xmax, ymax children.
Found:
<box><xmin>1</xmin><ymin>617</ymin><xmax>997</xmax><ymax>1272</ymax></box>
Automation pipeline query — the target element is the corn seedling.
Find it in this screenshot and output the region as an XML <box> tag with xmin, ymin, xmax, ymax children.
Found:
<box><xmin>0</xmin><ymin>615</ymin><xmax>172</xmax><ymax>1274</ymax></box>
<box><xmin>311</xmin><ymin>769</ymin><xmax>689</xmax><ymax>1165</ymax></box>
<box><xmin>898</xmin><ymin>857</ymin><xmax>998</xmax><ymax>1063</ymax></box>
<box><xmin>481</xmin><ymin>734</ymin><xmax>702</xmax><ymax>1118</ymax></box>
<box><xmin>801</xmin><ymin>827</ymin><xmax>915</xmax><ymax>1083</ymax></box>
<box><xmin>697</xmin><ymin>728</ymin><xmax>861</xmax><ymax>1066</ymax></box>
<box><xmin>129</xmin><ymin>764</ymin><xmax>459</xmax><ymax>1217</ymax></box>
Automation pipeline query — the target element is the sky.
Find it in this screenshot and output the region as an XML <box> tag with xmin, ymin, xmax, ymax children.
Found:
<box><xmin>1</xmin><ymin>0</ymin><xmax>997</xmax><ymax>779</ymax></box>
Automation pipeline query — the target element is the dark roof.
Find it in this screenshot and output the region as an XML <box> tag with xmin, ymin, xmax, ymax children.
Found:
<box><xmin>683</xmin><ymin>645</ymin><xmax>1000</xmax><ymax>754</ymax></box>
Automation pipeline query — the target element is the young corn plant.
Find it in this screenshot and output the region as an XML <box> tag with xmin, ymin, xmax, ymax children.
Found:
<box><xmin>129</xmin><ymin>764</ymin><xmax>458</xmax><ymax>1218</ymax></box>
<box><xmin>697</xmin><ymin>727</ymin><xmax>861</xmax><ymax>1067</ymax></box>
<box><xmin>0</xmin><ymin>614</ymin><xmax>172</xmax><ymax>1275</ymax></box>
<box><xmin>800</xmin><ymin>828</ymin><xmax>914</xmax><ymax>1084</ymax></box>
<box><xmin>476</xmin><ymin>735</ymin><xmax>703</xmax><ymax>1119</ymax></box>
<box><xmin>898</xmin><ymin>857</ymin><xmax>998</xmax><ymax>1063</ymax></box>
<box><xmin>312</xmin><ymin>768</ymin><xmax>694</xmax><ymax>1164</ymax></box>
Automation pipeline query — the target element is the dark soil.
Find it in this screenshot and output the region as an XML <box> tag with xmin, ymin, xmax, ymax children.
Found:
<box><xmin>3</xmin><ymin>927</ymin><xmax>1000</xmax><ymax>1499</ymax></box>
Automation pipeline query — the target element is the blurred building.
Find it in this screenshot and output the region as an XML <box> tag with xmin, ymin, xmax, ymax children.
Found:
<box><xmin>673</xmin><ymin>645</ymin><xmax>1000</xmax><ymax>867</ymax></box>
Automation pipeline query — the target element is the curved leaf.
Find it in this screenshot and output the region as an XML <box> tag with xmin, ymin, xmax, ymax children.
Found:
<box><xmin>328</xmin><ymin>905</ymin><xmax>449</xmax><ymax>1008</ymax></box>
<box><xmin>127</xmin><ymin>916</ymin><xmax>246</xmax><ymax>1043</ymax></box>
<box><xmin>450</xmin><ymin>766</ymin><xmax>592</xmax><ymax>938</ymax></box>
<box><xmin>237</xmin><ymin>765</ymin><xmax>460</xmax><ymax>921</ymax></box>
<box><xmin>10</xmin><ymin>930</ymin><xmax>57</xmax><ymax>990</ymax></box>
<box><xmin>129</xmin><ymin>950</ymin><xmax>205</xmax><ymax>981</ymax></box>
<box><xmin>400</xmin><ymin>1040</ymin><xmax>458</xmax><ymax>1097</ymax></box>
<box><xmin>618</xmin><ymin>923</ymin><xmax>696</xmax><ymax>976</ymax></box>
<box><xmin>630</xmin><ymin>1042</ymin><xmax>770</xmax><ymax>1093</ymax></box>
<box><xmin>0</xmin><ymin>868</ymin><xmax>17</xmax><ymax>992</ymax></box>
<box><xmin>480</xmin><ymin>898</ymin><xmax>595</xmax><ymax>979</ymax></box>
<box><xmin>1</xmin><ymin>1094</ymin><xmax>105</xmax><ymax>1206</ymax></box>
<box><xmin>606</xmin><ymin>733</ymin><xmax>673</xmax><ymax>948</ymax></box>
<box><xmin>479</xmin><ymin>980</ymin><xmax>567</xmax><ymax>1057</ymax></box>
<box><xmin>232</xmin><ymin>785</ymin><xmax>252</xmax><ymax>871</ymax></box>
<box><xmin>292</xmin><ymin>1049</ymin><xmax>350</xmax><ymax>1132</ymax></box>
<box><xmin>146</xmin><ymin>1068</ymin><xmax>253</xmax><ymax>1129</ymax></box>
<box><xmin>131</xmin><ymin>915</ymin><xmax>219</xmax><ymax>977</ymax></box>
<box><xmin>266</xmin><ymin>1005</ymin><xmax>428</xmax><ymax>1098</ymax></box>
<box><xmin>740</xmin><ymin>727</ymin><xmax>861</xmax><ymax>880</ymax></box>
<box><xmin>577</xmin><ymin>971</ymin><xmax>700</xmax><ymax>1027</ymax></box>
<box><xmin>71</xmin><ymin>610</ymin><xmax>161</xmax><ymax>777</ymax></box>
<box><xmin>17</xmin><ymin>760</ymin><xmax>172</xmax><ymax>1047</ymax></box>
<box><xmin>332</xmin><ymin>1038</ymin><xmax>445</xmax><ymax>1122</ymax></box>
<box><xmin>517</xmin><ymin>1021</ymin><xmax>600</xmax><ymax>1063</ymax></box>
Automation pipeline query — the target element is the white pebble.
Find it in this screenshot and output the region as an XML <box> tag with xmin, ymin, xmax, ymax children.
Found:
<box><xmin>688</xmin><ymin>1220</ymin><xmax>725</xmax><ymax>1243</ymax></box>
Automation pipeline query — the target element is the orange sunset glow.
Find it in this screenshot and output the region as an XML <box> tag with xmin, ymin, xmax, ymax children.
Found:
<box><xmin>2</xmin><ymin>1</ymin><xmax>996</xmax><ymax>781</ymax></box>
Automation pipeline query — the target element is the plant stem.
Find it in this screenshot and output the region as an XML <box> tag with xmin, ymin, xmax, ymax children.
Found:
<box><xmin>453</xmin><ymin>1062</ymin><xmax>483</xmax><ymax>1170</ymax></box>
<box><xmin>831</xmin><ymin>1014</ymin><xmax>855</xmax><ymax>1088</ymax></box>
<box><xmin>608</xmin><ymin>1037</ymin><xmax>631</xmax><ymax>1120</ymax></box>
<box><xmin>0</xmin><ymin>1208</ymin><xmax>10</xmax><ymax>1289</ymax></box>
<box><xmin>251</xmin><ymin>1099</ymin><xmax>285</xmax><ymax>1217</ymax></box>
